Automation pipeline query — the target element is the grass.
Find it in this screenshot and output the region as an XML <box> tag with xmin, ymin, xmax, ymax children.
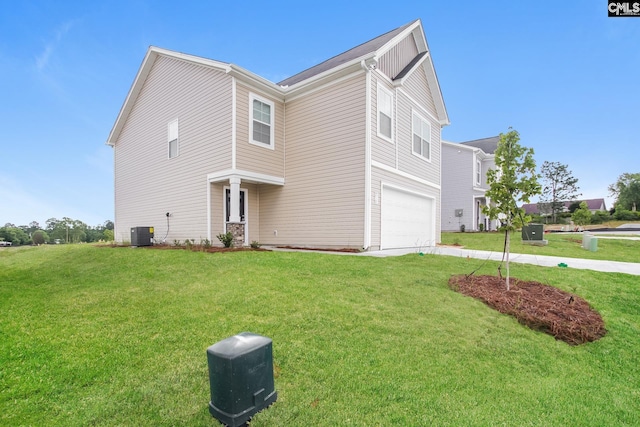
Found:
<box><xmin>441</xmin><ymin>231</ymin><xmax>640</xmax><ymax>263</ymax></box>
<box><xmin>1</xmin><ymin>245</ymin><xmax>639</xmax><ymax>426</ymax></box>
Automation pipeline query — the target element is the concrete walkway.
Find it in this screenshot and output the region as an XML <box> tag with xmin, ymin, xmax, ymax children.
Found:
<box><xmin>357</xmin><ymin>246</ymin><xmax>640</xmax><ymax>276</ymax></box>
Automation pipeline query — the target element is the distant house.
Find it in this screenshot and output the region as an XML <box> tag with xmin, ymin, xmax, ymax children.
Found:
<box><xmin>522</xmin><ymin>198</ymin><xmax>608</xmax><ymax>215</ymax></box>
<box><xmin>441</xmin><ymin>136</ymin><xmax>500</xmax><ymax>232</ymax></box>
<box><xmin>106</xmin><ymin>19</ymin><xmax>450</xmax><ymax>250</ymax></box>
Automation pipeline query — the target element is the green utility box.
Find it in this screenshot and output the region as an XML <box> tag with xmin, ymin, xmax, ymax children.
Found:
<box><xmin>207</xmin><ymin>332</ymin><xmax>277</xmax><ymax>427</ymax></box>
<box><xmin>522</xmin><ymin>224</ymin><xmax>547</xmax><ymax>245</ymax></box>
<box><xmin>522</xmin><ymin>224</ymin><xmax>543</xmax><ymax>241</ymax></box>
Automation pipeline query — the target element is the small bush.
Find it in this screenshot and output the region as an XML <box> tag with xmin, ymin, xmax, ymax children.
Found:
<box><xmin>173</xmin><ymin>239</ymin><xmax>181</xmax><ymax>247</ymax></box>
<box><xmin>250</xmin><ymin>240</ymin><xmax>261</xmax><ymax>249</ymax></box>
<box><xmin>217</xmin><ymin>232</ymin><xmax>234</xmax><ymax>248</ymax></box>
<box><xmin>201</xmin><ymin>238</ymin><xmax>211</xmax><ymax>250</ymax></box>
<box><xmin>613</xmin><ymin>209</ymin><xmax>640</xmax><ymax>221</ymax></box>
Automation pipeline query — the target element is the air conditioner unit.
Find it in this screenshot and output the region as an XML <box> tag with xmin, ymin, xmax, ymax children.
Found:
<box><xmin>130</xmin><ymin>227</ymin><xmax>154</xmax><ymax>247</ymax></box>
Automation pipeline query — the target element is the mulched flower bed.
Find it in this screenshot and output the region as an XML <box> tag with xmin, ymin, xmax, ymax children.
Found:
<box><xmin>448</xmin><ymin>275</ymin><xmax>607</xmax><ymax>345</ymax></box>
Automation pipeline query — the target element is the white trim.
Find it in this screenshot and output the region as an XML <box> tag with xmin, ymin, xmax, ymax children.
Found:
<box><xmin>372</xmin><ymin>160</ymin><xmax>440</xmax><ymax>190</ymax></box>
<box><xmin>168</xmin><ymin>118</ymin><xmax>179</xmax><ymax>159</ymax></box>
<box><xmin>223</xmin><ymin>186</ymin><xmax>249</xmax><ymax>245</ymax></box>
<box><xmin>475</xmin><ymin>158</ymin><xmax>482</xmax><ymax>186</ymax></box>
<box><xmin>231</xmin><ymin>77</ymin><xmax>237</xmax><ymax>169</ymax></box>
<box><xmin>249</xmin><ymin>93</ymin><xmax>275</xmax><ymax>150</ymax></box>
<box><xmin>398</xmin><ymin>88</ymin><xmax>438</xmax><ymax>123</ymax></box>
<box><xmin>380</xmin><ymin>182</ymin><xmax>437</xmax><ymax>250</ymax></box>
<box><xmin>411</xmin><ymin>109</ymin><xmax>431</xmax><ymax>163</ymax></box>
<box><xmin>207</xmin><ymin>181</ymin><xmax>212</xmax><ymax>241</ymax></box>
<box><xmin>364</xmin><ymin>69</ymin><xmax>372</xmax><ymax>250</ymax></box>
<box><xmin>283</xmin><ymin>70</ymin><xmax>364</xmax><ymax>103</ymax></box>
<box><xmin>376</xmin><ymin>82</ymin><xmax>394</xmax><ymax>143</ymax></box>
<box><xmin>207</xmin><ymin>169</ymin><xmax>284</xmax><ymax>186</ymax></box>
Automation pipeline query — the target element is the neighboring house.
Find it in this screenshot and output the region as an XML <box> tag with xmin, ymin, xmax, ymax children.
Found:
<box><xmin>522</xmin><ymin>199</ymin><xmax>608</xmax><ymax>215</ymax></box>
<box><xmin>106</xmin><ymin>19</ymin><xmax>449</xmax><ymax>250</ymax></box>
<box><xmin>441</xmin><ymin>136</ymin><xmax>500</xmax><ymax>232</ymax></box>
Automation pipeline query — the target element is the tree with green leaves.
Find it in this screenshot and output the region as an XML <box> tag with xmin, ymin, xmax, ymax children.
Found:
<box><xmin>571</xmin><ymin>201</ymin><xmax>592</xmax><ymax>228</ymax></box>
<box><xmin>483</xmin><ymin>128</ymin><xmax>541</xmax><ymax>290</ymax></box>
<box><xmin>608</xmin><ymin>172</ymin><xmax>640</xmax><ymax>212</ymax></box>
<box><xmin>538</xmin><ymin>161</ymin><xmax>581</xmax><ymax>223</ymax></box>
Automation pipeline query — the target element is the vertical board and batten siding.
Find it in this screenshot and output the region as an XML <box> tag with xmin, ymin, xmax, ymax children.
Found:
<box><xmin>441</xmin><ymin>144</ymin><xmax>474</xmax><ymax>232</ymax></box>
<box><xmin>378</xmin><ymin>34</ymin><xmax>419</xmax><ymax>80</ymax></box>
<box><xmin>258</xmin><ymin>74</ymin><xmax>367</xmax><ymax>248</ymax></box>
<box><xmin>114</xmin><ymin>55</ymin><xmax>232</xmax><ymax>242</ymax></box>
<box><xmin>235</xmin><ymin>83</ymin><xmax>285</xmax><ymax>177</ymax></box>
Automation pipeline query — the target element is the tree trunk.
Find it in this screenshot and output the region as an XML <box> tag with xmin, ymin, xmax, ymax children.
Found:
<box><xmin>505</xmin><ymin>229</ymin><xmax>511</xmax><ymax>291</ymax></box>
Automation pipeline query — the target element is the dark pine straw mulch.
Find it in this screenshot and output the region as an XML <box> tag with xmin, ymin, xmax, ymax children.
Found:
<box><xmin>448</xmin><ymin>275</ymin><xmax>607</xmax><ymax>345</ymax></box>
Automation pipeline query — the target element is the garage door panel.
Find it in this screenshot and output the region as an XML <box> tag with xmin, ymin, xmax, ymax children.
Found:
<box><xmin>381</xmin><ymin>187</ymin><xmax>433</xmax><ymax>249</ymax></box>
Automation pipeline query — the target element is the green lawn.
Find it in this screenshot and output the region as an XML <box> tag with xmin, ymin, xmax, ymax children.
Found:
<box><xmin>441</xmin><ymin>231</ymin><xmax>640</xmax><ymax>263</ymax></box>
<box><xmin>1</xmin><ymin>245</ymin><xmax>639</xmax><ymax>426</ymax></box>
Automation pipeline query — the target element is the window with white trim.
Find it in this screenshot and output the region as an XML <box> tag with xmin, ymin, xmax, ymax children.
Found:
<box><xmin>377</xmin><ymin>84</ymin><xmax>393</xmax><ymax>141</ymax></box>
<box><xmin>411</xmin><ymin>111</ymin><xmax>431</xmax><ymax>160</ymax></box>
<box><xmin>250</xmin><ymin>93</ymin><xmax>274</xmax><ymax>149</ymax></box>
<box><xmin>476</xmin><ymin>159</ymin><xmax>482</xmax><ymax>185</ymax></box>
<box><xmin>168</xmin><ymin>119</ymin><xmax>179</xmax><ymax>159</ymax></box>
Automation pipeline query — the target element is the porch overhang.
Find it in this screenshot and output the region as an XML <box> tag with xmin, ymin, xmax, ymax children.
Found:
<box><xmin>207</xmin><ymin>169</ymin><xmax>285</xmax><ymax>186</ymax></box>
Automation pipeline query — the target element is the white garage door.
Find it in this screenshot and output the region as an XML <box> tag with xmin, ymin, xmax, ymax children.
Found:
<box><xmin>381</xmin><ymin>186</ymin><xmax>433</xmax><ymax>249</ymax></box>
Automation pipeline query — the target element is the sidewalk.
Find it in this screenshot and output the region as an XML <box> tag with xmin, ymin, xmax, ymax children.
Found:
<box><xmin>359</xmin><ymin>246</ymin><xmax>640</xmax><ymax>276</ymax></box>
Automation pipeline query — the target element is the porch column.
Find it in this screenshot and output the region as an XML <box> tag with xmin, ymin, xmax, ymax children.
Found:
<box><xmin>229</xmin><ymin>176</ymin><xmax>241</xmax><ymax>223</ymax></box>
<box><xmin>226</xmin><ymin>176</ymin><xmax>245</xmax><ymax>247</ymax></box>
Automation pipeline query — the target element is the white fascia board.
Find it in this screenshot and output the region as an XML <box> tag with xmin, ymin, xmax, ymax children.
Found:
<box><xmin>106</xmin><ymin>46</ymin><xmax>233</xmax><ymax>146</ymax></box>
<box><xmin>376</xmin><ymin>19</ymin><xmax>422</xmax><ymax>58</ymax></box>
<box><xmin>282</xmin><ymin>54</ymin><xmax>374</xmax><ymax>99</ymax></box>
<box><xmin>392</xmin><ymin>52</ymin><xmax>430</xmax><ymax>87</ymax></box>
<box><xmin>106</xmin><ymin>47</ymin><xmax>158</xmax><ymax>146</ymax></box>
<box><xmin>207</xmin><ymin>169</ymin><xmax>285</xmax><ymax>186</ymax></box>
<box><xmin>228</xmin><ymin>64</ymin><xmax>285</xmax><ymax>101</ymax></box>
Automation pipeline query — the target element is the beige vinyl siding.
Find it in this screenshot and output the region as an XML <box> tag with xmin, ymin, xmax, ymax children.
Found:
<box><xmin>370</xmin><ymin>167</ymin><xmax>441</xmax><ymax>249</ymax></box>
<box><xmin>235</xmin><ymin>83</ymin><xmax>285</xmax><ymax>176</ymax></box>
<box><xmin>402</xmin><ymin>63</ymin><xmax>437</xmax><ymax>119</ymax></box>
<box><xmin>114</xmin><ymin>55</ymin><xmax>232</xmax><ymax>243</ymax></box>
<box><xmin>378</xmin><ymin>34</ymin><xmax>419</xmax><ymax>80</ymax></box>
<box><xmin>258</xmin><ymin>74</ymin><xmax>366</xmax><ymax>249</ymax></box>
<box><xmin>371</xmin><ymin>75</ymin><xmax>396</xmax><ymax>168</ymax></box>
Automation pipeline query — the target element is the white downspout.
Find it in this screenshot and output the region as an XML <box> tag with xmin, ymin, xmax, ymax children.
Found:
<box><xmin>362</xmin><ymin>58</ymin><xmax>376</xmax><ymax>250</ymax></box>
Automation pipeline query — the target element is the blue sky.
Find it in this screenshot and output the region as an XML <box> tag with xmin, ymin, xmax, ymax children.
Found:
<box><xmin>1</xmin><ymin>0</ymin><xmax>638</xmax><ymax>227</ymax></box>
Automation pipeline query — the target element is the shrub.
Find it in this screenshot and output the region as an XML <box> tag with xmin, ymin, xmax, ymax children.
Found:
<box><xmin>201</xmin><ymin>238</ymin><xmax>211</xmax><ymax>250</ymax></box>
<box><xmin>613</xmin><ymin>209</ymin><xmax>640</xmax><ymax>221</ymax></box>
<box><xmin>217</xmin><ymin>232</ymin><xmax>234</xmax><ymax>248</ymax></box>
<box><xmin>250</xmin><ymin>240</ymin><xmax>261</xmax><ymax>249</ymax></box>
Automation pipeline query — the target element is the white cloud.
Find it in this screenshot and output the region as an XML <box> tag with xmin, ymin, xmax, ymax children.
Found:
<box><xmin>34</xmin><ymin>20</ymin><xmax>74</xmax><ymax>71</ymax></box>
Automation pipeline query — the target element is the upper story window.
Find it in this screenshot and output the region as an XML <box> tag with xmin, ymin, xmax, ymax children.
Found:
<box><xmin>476</xmin><ymin>159</ymin><xmax>482</xmax><ymax>185</ymax></box>
<box><xmin>250</xmin><ymin>93</ymin><xmax>275</xmax><ymax>149</ymax></box>
<box><xmin>377</xmin><ymin>84</ymin><xmax>393</xmax><ymax>142</ymax></box>
<box><xmin>168</xmin><ymin>119</ymin><xmax>179</xmax><ymax>159</ymax></box>
<box><xmin>411</xmin><ymin>111</ymin><xmax>431</xmax><ymax>161</ymax></box>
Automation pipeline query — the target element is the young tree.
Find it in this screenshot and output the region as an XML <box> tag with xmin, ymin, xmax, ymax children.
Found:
<box><xmin>483</xmin><ymin>128</ymin><xmax>541</xmax><ymax>290</ymax></box>
<box><xmin>571</xmin><ymin>201</ymin><xmax>592</xmax><ymax>228</ymax></box>
<box><xmin>608</xmin><ymin>172</ymin><xmax>640</xmax><ymax>212</ymax></box>
<box><xmin>538</xmin><ymin>161</ymin><xmax>581</xmax><ymax>223</ymax></box>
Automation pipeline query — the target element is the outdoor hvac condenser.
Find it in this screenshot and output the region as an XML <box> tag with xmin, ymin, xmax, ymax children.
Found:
<box><xmin>130</xmin><ymin>227</ymin><xmax>154</xmax><ymax>247</ymax></box>
<box><xmin>207</xmin><ymin>332</ymin><xmax>277</xmax><ymax>427</ymax></box>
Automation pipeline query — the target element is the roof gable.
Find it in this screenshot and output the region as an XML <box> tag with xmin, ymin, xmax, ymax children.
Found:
<box><xmin>107</xmin><ymin>20</ymin><xmax>450</xmax><ymax>145</ymax></box>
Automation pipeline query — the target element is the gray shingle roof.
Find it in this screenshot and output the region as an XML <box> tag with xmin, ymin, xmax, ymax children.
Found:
<box><xmin>460</xmin><ymin>136</ymin><xmax>499</xmax><ymax>154</ymax></box>
<box><xmin>277</xmin><ymin>20</ymin><xmax>418</xmax><ymax>87</ymax></box>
